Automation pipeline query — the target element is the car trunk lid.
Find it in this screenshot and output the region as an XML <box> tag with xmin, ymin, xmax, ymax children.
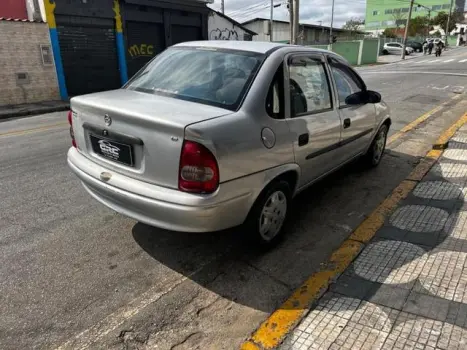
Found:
<box><xmin>71</xmin><ymin>89</ymin><xmax>230</xmax><ymax>189</ymax></box>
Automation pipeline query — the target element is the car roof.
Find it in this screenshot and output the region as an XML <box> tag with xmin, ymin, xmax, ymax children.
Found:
<box><xmin>173</xmin><ymin>40</ymin><xmax>329</xmax><ymax>55</ymax></box>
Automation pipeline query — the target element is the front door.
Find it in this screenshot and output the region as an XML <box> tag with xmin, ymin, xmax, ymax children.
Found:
<box><xmin>285</xmin><ymin>54</ymin><xmax>342</xmax><ymax>188</ymax></box>
<box><xmin>328</xmin><ymin>56</ymin><xmax>376</xmax><ymax>161</ymax></box>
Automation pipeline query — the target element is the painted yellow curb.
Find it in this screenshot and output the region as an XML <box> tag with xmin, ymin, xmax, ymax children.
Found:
<box><xmin>387</xmin><ymin>94</ymin><xmax>461</xmax><ymax>146</ymax></box>
<box><xmin>241</xmin><ymin>111</ymin><xmax>467</xmax><ymax>350</ymax></box>
<box><xmin>349</xmin><ymin>180</ymin><xmax>417</xmax><ymax>243</ymax></box>
<box><xmin>245</xmin><ymin>240</ymin><xmax>363</xmax><ymax>350</ymax></box>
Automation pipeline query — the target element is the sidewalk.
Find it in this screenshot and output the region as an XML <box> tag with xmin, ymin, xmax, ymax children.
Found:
<box><xmin>279</xmin><ymin>125</ymin><xmax>467</xmax><ymax>349</ymax></box>
<box><xmin>0</xmin><ymin>100</ymin><xmax>69</xmax><ymax>120</ymax></box>
<box><xmin>377</xmin><ymin>52</ymin><xmax>423</xmax><ymax>64</ymax></box>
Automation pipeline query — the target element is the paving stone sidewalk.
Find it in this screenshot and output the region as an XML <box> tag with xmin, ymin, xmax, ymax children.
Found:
<box><xmin>280</xmin><ymin>125</ymin><xmax>467</xmax><ymax>350</ymax></box>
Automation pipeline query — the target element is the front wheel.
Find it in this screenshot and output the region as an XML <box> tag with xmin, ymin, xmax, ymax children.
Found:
<box><xmin>362</xmin><ymin>125</ymin><xmax>388</xmax><ymax>167</ymax></box>
<box><xmin>244</xmin><ymin>180</ymin><xmax>291</xmax><ymax>248</ymax></box>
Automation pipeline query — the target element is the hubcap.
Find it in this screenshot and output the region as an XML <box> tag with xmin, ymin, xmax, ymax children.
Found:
<box><xmin>373</xmin><ymin>129</ymin><xmax>387</xmax><ymax>163</ymax></box>
<box><xmin>259</xmin><ymin>191</ymin><xmax>287</xmax><ymax>241</ymax></box>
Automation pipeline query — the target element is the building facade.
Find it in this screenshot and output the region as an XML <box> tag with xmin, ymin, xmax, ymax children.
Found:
<box><xmin>0</xmin><ymin>0</ymin><xmax>28</xmax><ymax>19</ymax></box>
<box><xmin>242</xmin><ymin>18</ymin><xmax>360</xmax><ymax>45</ymax></box>
<box><xmin>208</xmin><ymin>10</ymin><xmax>256</xmax><ymax>41</ymax></box>
<box><xmin>42</xmin><ymin>0</ymin><xmax>216</xmax><ymax>99</ymax></box>
<box><xmin>365</xmin><ymin>0</ymin><xmax>465</xmax><ymax>31</ymax></box>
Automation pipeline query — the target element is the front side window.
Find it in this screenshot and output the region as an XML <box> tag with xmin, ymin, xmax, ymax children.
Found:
<box><xmin>125</xmin><ymin>47</ymin><xmax>264</xmax><ymax>111</ymax></box>
<box><xmin>288</xmin><ymin>56</ymin><xmax>333</xmax><ymax>117</ymax></box>
<box><xmin>329</xmin><ymin>58</ymin><xmax>365</xmax><ymax>106</ymax></box>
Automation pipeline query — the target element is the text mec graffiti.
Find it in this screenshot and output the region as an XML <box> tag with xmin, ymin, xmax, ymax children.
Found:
<box><xmin>128</xmin><ymin>44</ymin><xmax>155</xmax><ymax>58</ymax></box>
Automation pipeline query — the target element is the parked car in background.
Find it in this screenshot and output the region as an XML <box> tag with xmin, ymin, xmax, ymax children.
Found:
<box><xmin>67</xmin><ymin>41</ymin><xmax>391</xmax><ymax>247</ymax></box>
<box><xmin>406</xmin><ymin>41</ymin><xmax>423</xmax><ymax>52</ymax></box>
<box><xmin>383</xmin><ymin>42</ymin><xmax>414</xmax><ymax>55</ymax></box>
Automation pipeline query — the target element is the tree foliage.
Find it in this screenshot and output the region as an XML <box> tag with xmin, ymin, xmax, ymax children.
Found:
<box><xmin>408</xmin><ymin>16</ymin><xmax>431</xmax><ymax>36</ymax></box>
<box><xmin>382</xmin><ymin>28</ymin><xmax>397</xmax><ymax>38</ymax></box>
<box><xmin>342</xmin><ymin>18</ymin><xmax>364</xmax><ymax>33</ymax></box>
<box><xmin>431</xmin><ymin>11</ymin><xmax>464</xmax><ymax>33</ymax></box>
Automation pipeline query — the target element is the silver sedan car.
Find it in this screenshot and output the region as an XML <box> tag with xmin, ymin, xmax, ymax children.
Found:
<box><xmin>67</xmin><ymin>41</ymin><xmax>391</xmax><ymax>246</ymax></box>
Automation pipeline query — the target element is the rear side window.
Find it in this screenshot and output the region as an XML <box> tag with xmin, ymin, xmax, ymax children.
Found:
<box><xmin>266</xmin><ymin>64</ymin><xmax>284</xmax><ymax>119</ymax></box>
<box><xmin>328</xmin><ymin>57</ymin><xmax>365</xmax><ymax>107</ymax></box>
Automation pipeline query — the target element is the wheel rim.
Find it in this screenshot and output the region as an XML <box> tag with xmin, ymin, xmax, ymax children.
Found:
<box><xmin>373</xmin><ymin>128</ymin><xmax>387</xmax><ymax>164</ymax></box>
<box><xmin>259</xmin><ymin>190</ymin><xmax>287</xmax><ymax>241</ymax></box>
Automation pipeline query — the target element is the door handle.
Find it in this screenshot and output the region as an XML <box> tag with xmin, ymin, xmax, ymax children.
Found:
<box><xmin>298</xmin><ymin>133</ymin><xmax>309</xmax><ymax>147</ymax></box>
<box><xmin>343</xmin><ymin>118</ymin><xmax>351</xmax><ymax>129</ymax></box>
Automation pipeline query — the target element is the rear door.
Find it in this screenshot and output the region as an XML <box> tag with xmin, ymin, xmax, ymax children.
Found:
<box><xmin>285</xmin><ymin>53</ymin><xmax>342</xmax><ymax>188</ymax></box>
<box><xmin>328</xmin><ymin>56</ymin><xmax>376</xmax><ymax>160</ymax></box>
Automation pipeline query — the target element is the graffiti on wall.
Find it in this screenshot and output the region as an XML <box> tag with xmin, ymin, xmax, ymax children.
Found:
<box><xmin>128</xmin><ymin>44</ymin><xmax>154</xmax><ymax>58</ymax></box>
<box><xmin>210</xmin><ymin>28</ymin><xmax>239</xmax><ymax>41</ymax></box>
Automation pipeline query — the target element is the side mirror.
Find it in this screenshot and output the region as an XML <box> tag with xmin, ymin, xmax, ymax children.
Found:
<box><xmin>367</xmin><ymin>90</ymin><xmax>382</xmax><ymax>103</ymax></box>
<box><xmin>344</xmin><ymin>90</ymin><xmax>381</xmax><ymax>105</ymax></box>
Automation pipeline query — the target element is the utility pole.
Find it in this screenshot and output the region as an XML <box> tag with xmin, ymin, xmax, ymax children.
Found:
<box><xmin>293</xmin><ymin>0</ymin><xmax>299</xmax><ymax>44</ymax></box>
<box><xmin>288</xmin><ymin>0</ymin><xmax>294</xmax><ymax>44</ymax></box>
<box><xmin>270</xmin><ymin>0</ymin><xmax>274</xmax><ymax>42</ymax></box>
<box><xmin>401</xmin><ymin>0</ymin><xmax>415</xmax><ymax>60</ymax></box>
<box><xmin>445</xmin><ymin>0</ymin><xmax>454</xmax><ymax>48</ymax></box>
<box><xmin>329</xmin><ymin>0</ymin><xmax>335</xmax><ymax>46</ymax></box>
<box><xmin>221</xmin><ymin>0</ymin><xmax>224</xmax><ymax>14</ymax></box>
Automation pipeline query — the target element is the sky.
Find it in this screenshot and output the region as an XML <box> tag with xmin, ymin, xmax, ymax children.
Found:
<box><xmin>209</xmin><ymin>0</ymin><xmax>368</xmax><ymax>28</ymax></box>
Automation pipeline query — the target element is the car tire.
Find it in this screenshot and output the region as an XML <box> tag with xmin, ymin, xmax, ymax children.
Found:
<box><xmin>382</xmin><ymin>49</ymin><xmax>389</xmax><ymax>55</ymax></box>
<box><xmin>363</xmin><ymin>124</ymin><xmax>388</xmax><ymax>168</ymax></box>
<box><xmin>244</xmin><ymin>180</ymin><xmax>291</xmax><ymax>248</ymax></box>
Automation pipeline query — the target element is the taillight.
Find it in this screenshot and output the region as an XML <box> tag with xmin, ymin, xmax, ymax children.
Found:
<box><xmin>68</xmin><ymin>110</ymin><xmax>77</xmax><ymax>148</ymax></box>
<box><xmin>179</xmin><ymin>140</ymin><xmax>219</xmax><ymax>194</ymax></box>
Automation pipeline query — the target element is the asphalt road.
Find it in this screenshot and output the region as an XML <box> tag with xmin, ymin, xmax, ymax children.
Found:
<box><xmin>1</xmin><ymin>48</ymin><xmax>466</xmax><ymax>350</ymax></box>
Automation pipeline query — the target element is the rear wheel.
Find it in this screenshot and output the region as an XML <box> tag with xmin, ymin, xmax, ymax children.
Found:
<box><xmin>244</xmin><ymin>180</ymin><xmax>291</xmax><ymax>248</ymax></box>
<box><xmin>382</xmin><ymin>49</ymin><xmax>389</xmax><ymax>55</ymax></box>
<box><xmin>363</xmin><ymin>124</ymin><xmax>388</xmax><ymax>167</ymax></box>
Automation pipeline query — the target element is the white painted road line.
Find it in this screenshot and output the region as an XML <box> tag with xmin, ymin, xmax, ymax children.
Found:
<box><xmin>428</xmin><ymin>59</ymin><xmax>441</xmax><ymax>63</ymax></box>
<box><xmin>443</xmin><ymin>59</ymin><xmax>455</xmax><ymax>63</ymax></box>
<box><xmin>460</xmin><ymin>59</ymin><xmax>467</xmax><ymax>63</ymax></box>
<box><xmin>360</xmin><ymin>71</ymin><xmax>467</xmax><ymax>77</ymax></box>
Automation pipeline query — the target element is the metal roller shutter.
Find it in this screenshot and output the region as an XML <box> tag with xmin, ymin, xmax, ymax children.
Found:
<box><xmin>56</xmin><ymin>16</ymin><xmax>121</xmax><ymax>97</ymax></box>
<box><xmin>125</xmin><ymin>21</ymin><xmax>165</xmax><ymax>78</ymax></box>
<box><xmin>171</xmin><ymin>24</ymin><xmax>202</xmax><ymax>46</ymax></box>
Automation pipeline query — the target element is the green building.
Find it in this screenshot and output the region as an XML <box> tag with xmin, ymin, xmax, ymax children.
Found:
<box><xmin>364</xmin><ymin>0</ymin><xmax>462</xmax><ymax>31</ymax></box>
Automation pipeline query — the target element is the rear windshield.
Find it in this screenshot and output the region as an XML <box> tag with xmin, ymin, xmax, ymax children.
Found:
<box><xmin>125</xmin><ymin>47</ymin><xmax>265</xmax><ymax>111</ymax></box>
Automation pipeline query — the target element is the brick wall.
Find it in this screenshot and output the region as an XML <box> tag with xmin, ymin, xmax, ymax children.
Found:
<box><xmin>0</xmin><ymin>21</ymin><xmax>60</xmax><ymax>106</ymax></box>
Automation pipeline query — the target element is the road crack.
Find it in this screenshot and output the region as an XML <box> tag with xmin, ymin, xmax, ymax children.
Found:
<box><xmin>169</xmin><ymin>332</ymin><xmax>203</xmax><ymax>350</ymax></box>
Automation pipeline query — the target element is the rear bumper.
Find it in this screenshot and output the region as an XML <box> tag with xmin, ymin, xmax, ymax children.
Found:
<box><xmin>67</xmin><ymin>148</ymin><xmax>254</xmax><ymax>232</ymax></box>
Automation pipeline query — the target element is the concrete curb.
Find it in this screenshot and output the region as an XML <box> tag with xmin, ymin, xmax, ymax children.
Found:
<box><xmin>240</xmin><ymin>112</ymin><xmax>467</xmax><ymax>350</ymax></box>
<box><xmin>0</xmin><ymin>103</ymin><xmax>69</xmax><ymax>121</ymax></box>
